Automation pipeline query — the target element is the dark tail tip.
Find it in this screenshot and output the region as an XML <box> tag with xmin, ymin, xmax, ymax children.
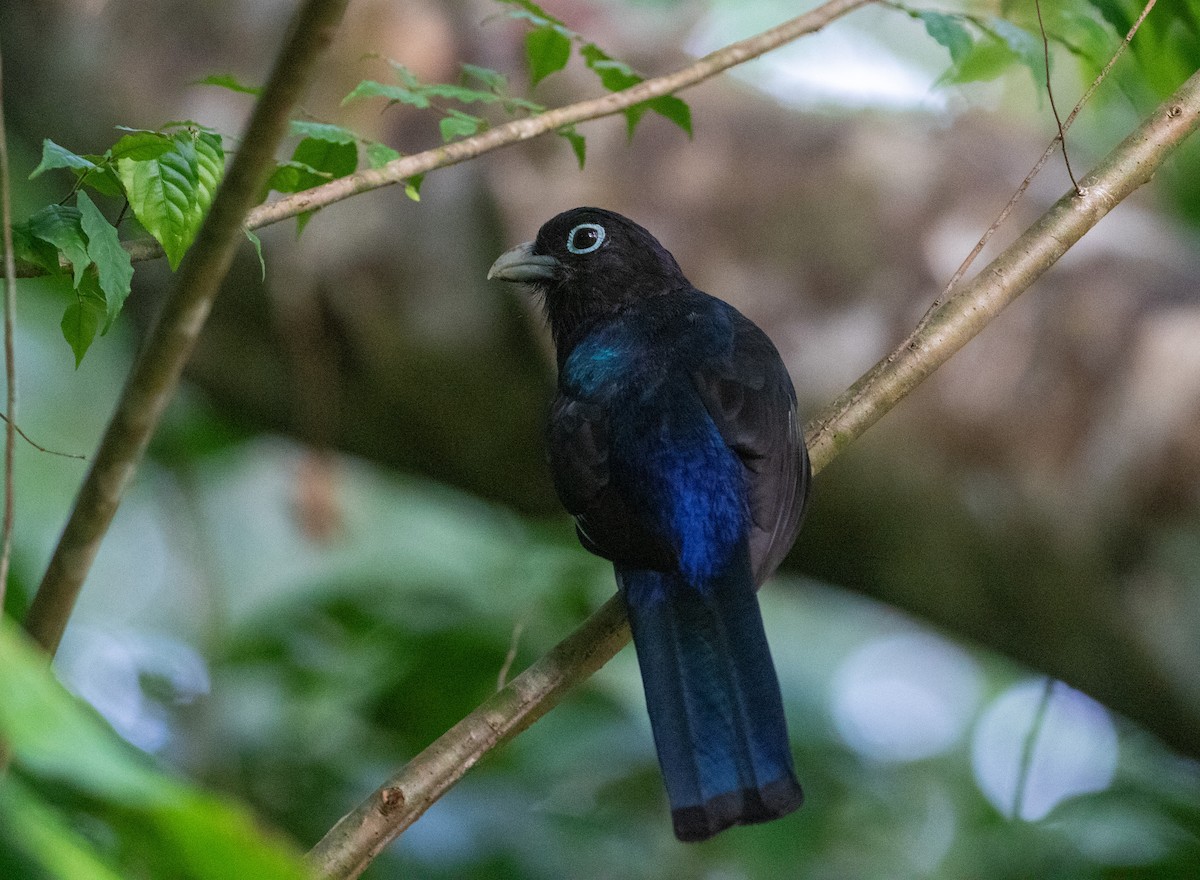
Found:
<box><xmin>672</xmin><ymin>777</ymin><xmax>804</xmax><ymax>843</ymax></box>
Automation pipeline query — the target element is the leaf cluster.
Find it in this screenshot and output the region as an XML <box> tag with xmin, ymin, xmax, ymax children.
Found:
<box><xmin>16</xmin><ymin>125</ymin><xmax>225</xmax><ymax>365</ymax></box>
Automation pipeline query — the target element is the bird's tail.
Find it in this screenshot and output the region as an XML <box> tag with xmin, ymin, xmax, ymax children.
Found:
<box><xmin>617</xmin><ymin>562</ymin><xmax>803</xmax><ymax>842</ymax></box>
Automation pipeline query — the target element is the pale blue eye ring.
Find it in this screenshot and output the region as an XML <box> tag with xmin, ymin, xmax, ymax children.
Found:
<box><xmin>567</xmin><ymin>223</ymin><xmax>606</xmax><ymax>255</ymax></box>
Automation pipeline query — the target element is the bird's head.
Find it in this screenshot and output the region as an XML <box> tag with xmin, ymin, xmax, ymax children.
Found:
<box><xmin>488</xmin><ymin>207</ymin><xmax>686</xmax><ymax>349</ymax></box>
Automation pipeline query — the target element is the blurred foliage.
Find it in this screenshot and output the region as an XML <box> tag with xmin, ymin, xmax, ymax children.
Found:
<box><xmin>3</xmin><ymin>0</ymin><xmax>1200</xmax><ymax>878</ymax></box>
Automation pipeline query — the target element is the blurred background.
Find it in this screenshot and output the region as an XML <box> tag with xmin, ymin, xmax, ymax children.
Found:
<box><xmin>3</xmin><ymin>0</ymin><xmax>1200</xmax><ymax>877</ymax></box>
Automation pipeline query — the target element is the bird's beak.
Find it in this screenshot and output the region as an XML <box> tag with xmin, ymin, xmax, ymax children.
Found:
<box><xmin>487</xmin><ymin>241</ymin><xmax>560</xmax><ymax>283</ymax></box>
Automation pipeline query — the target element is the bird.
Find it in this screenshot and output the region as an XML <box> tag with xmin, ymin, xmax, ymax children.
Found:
<box><xmin>488</xmin><ymin>207</ymin><xmax>810</xmax><ymax>842</ymax></box>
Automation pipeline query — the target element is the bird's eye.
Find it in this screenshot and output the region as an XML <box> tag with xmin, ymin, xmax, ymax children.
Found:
<box><xmin>566</xmin><ymin>223</ymin><xmax>606</xmax><ymax>255</ymax></box>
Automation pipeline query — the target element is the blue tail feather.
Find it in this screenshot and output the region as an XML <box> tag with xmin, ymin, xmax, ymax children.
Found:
<box><xmin>618</xmin><ymin>562</ymin><xmax>802</xmax><ymax>842</ymax></box>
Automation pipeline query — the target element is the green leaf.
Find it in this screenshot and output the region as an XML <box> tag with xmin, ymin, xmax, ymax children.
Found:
<box><xmin>244</xmin><ymin>228</ymin><xmax>266</xmax><ymax>280</ymax></box>
<box><xmin>267</xmin><ymin>160</ymin><xmax>332</xmax><ymax>194</ymax></box>
<box><xmin>496</xmin><ymin>0</ymin><xmax>565</xmax><ymax>28</ymax></box>
<box><xmin>643</xmin><ymin>95</ymin><xmax>691</xmax><ymax>136</ymax></box>
<box><xmin>109</xmin><ymin>131</ymin><xmax>175</xmax><ymax>162</ymax></box>
<box><xmin>192</xmin><ymin>130</ymin><xmax>224</xmax><ymax>227</ymax></box>
<box><xmin>366</xmin><ymin>141</ymin><xmax>401</xmax><ymax>169</ymax></box>
<box><xmin>61</xmin><ymin>292</ymin><xmax>105</xmax><ymax>367</ymax></box>
<box><xmin>341</xmin><ymin>79</ymin><xmax>430</xmax><ymax>108</ymax></box>
<box><xmin>988</xmin><ymin>18</ymin><xmax>1044</xmax><ymax>86</ymax></box>
<box><xmin>0</xmin><ymin>619</ymin><xmax>312</xmax><ymax>880</ymax></box>
<box><xmin>939</xmin><ymin>32</ymin><xmax>1018</xmax><ymax>85</ymax></box>
<box><xmin>384</xmin><ymin>59</ymin><xmax>425</xmax><ymax>89</ymax></box>
<box><xmin>420</xmin><ymin>82</ymin><xmax>501</xmax><ymax>105</ymax></box>
<box><xmin>11</xmin><ymin>223</ymin><xmax>64</xmax><ymax>274</ymax></box>
<box><xmin>28</xmin><ymin>205</ymin><xmax>90</xmax><ymax>288</ymax></box>
<box><xmin>404</xmin><ymin>173</ymin><xmax>424</xmax><ymax>202</ymax></box>
<box><xmin>557</xmin><ymin>126</ymin><xmax>586</xmax><ymax>169</ymax></box>
<box><xmin>292</xmin><ymin>136</ymin><xmax>357</xmax><ymax>184</ymax></box>
<box><xmin>461</xmin><ymin>63</ymin><xmax>508</xmax><ymax>92</ymax></box>
<box><xmin>288</xmin><ymin>119</ymin><xmax>358</xmax><ymax>144</ymax></box>
<box><xmin>439</xmin><ymin>110</ymin><xmax>483</xmax><ymax>142</ymax></box>
<box><xmin>30</xmin><ymin>138</ymin><xmax>95</xmax><ymax>179</ymax></box>
<box><xmin>916</xmin><ymin>11</ymin><xmax>973</xmax><ymax>65</ymax></box>
<box><xmin>77</xmin><ymin>191</ymin><xmax>133</xmax><ymax>330</ymax></box>
<box><xmin>526</xmin><ymin>25</ymin><xmax>572</xmax><ymax>86</ymax></box>
<box><xmin>195</xmin><ymin>73</ymin><xmax>263</xmax><ymax>96</ymax></box>
<box><xmin>74</xmin><ymin>157</ymin><xmax>126</xmax><ymax>198</ymax></box>
<box><xmin>0</xmin><ymin>778</ymin><xmax>127</xmax><ymax>880</ymax></box>
<box><xmin>116</xmin><ymin>129</ymin><xmax>225</xmax><ymax>269</ymax></box>
<box><xmin>581</xmin><ymin>44</ymin><xmax>641</xmax><ymax>92</ymax></box>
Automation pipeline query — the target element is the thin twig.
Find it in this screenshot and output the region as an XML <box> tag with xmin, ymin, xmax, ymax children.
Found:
<box><xmin>496</xmin><ymin>618</ymin><xmax>526</xmax><ymax>691</ymax></box>
<box><xmin>909</xmin><ymin>0</ymin><xmax>1156</xmax><ymax>335</ymax></box>
<box><xmin>0</xmin><ymin>47</ymin><xmax>18</xmax><ymax>608</ymax></box>
<box><xmin>22</xmin><ymin>0</ymin><xmax>353</xmax><ymax>655</ymax></box>
<box><xmin>0</xmin><ymin>412</ymin><xmax>86</xmax><ymax>461</ymax></box>
<box><xmin>1035</xmin><ymin>0</ymin><xmax>1080</xmax><ymax>193</ymax></box>
<box><xmin>1012</xmin><ymin>678</ymin><xmax>1056</xmax><ymax>821</ymax></box>
<box><xmin>12</xmin><ymin>0</ymin><xmax>874</xmax><ymax>279</ymax></box>
<box><xmin>308</xmin><ymin>68</ymin><xmax>1200</xmax><ymax>880</ymax></box>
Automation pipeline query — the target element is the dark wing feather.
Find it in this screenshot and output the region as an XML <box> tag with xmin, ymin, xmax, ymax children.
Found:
<box><xmin>548</xmin><ymin>396</ymin><xmax>675</xmax><ymax>570</ymax></box>
<box><xmin>693</xmin><ymin>311</ymin><xmax>809</xmax><ymax>586</ymax></box>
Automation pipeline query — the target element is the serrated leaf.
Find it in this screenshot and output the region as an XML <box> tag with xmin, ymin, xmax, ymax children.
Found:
<box><xmin>28</xmin><ymin>205</ymin><xmax>90</xmax><ymax>288</ymax></box>
<box><xmin>288</xmin><ymin>120</ymin><xmax>358</xmax><ymax>144</ymax></box>
<box><xmin>30</xmin><ymin>139</ymin><xmax>95</xmax><ymax>179</ymax></box>
<box><xmin>116</xmin><ymin>129</ymin><xmax>225</xmax><ymax>269</ymax></box>
<box><xmin>439</xmin><ymin>111</ymin><xmax>482</xmax><ymax>142</ymax></box>
<box><xmin>917</xmin><ymin>11</ymin><xmax>973</xmax><ymax>65</ymax></box>
<box><xmin>526</xmin><ymin>26</ymin><xmax>572</xmax><ymax>86</ymax></box>
<box><xmin>342</xmin><ymin>79</ymin><xmax>430</xmax><ymax>108</ymax></box>
<box><xmin>244</xmin><ymin>228</ymin><xmax>266</xmax><ymax>280</ymax></box>
<box><xmin>462</xmin><ymin>63</ymin><xmax>508</xmax><ymax>93</ymax></box>
<box><xmin>365</xmin><ymin>141</ymin><xmax>401</xmax><ymax>169</ymax></box>
<box><xmin>195</xmin><ymin>73</ymin><xmax>262</xmax><ymax>96</ymax></box>
<box><xmin>420</xmin><ymin>82</ymin><xmax>501</xmax><ymax>105</ymax></box>
<box><xmin>109</xmin><ymin>131</ymin><xmax>174</xmax><ymax>162</ymax></box>
<box><xmin>61</xmin><ymin>294</ymin><xmax>104</xmax><ymax>367</ymax></box>
<box><xmin>77</xmin><ymin>191</ymin><xmax>133</xmax><ymax>330</ymax></box>
<box><xmin>557</xmin><ymin>126</ymin><xmax>586</xmax><ymax>169</ymax></box>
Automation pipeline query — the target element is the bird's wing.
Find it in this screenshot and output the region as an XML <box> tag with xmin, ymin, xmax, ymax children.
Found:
<box><xmin>548</xmin><ymin>395</ymin><xmax>675</xmax><ymax>570</ymax></box>
<box><xmin>693</xmin><ymin>309</ymin><xmax>810</xmax><ymax>586</ymax></box>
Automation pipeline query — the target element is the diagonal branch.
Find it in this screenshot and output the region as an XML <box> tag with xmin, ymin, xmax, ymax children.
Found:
<box><xmin>307</xmin><ymin>68</ymin><xmax>1200</xmax><ymax>880</ymax></box>
<box><xmin>22</xmin><ymin>0</ymin><xmax>352</xmax><ymax>654</ymax></box>
<box><xmin>13</xmin><ymin>0</ymin><xmax>873</xmax><ymax>278</ymax></box>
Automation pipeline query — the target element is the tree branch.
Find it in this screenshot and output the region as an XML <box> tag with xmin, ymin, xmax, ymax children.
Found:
<box><xmin>307</xmin><ymin>68</ymin><xmax>1200</xmax><ymax>880</ymax></box>
<box><xmin>0</xmin><ymin>46</ymin><xmax>16</xmax><ymax>608</ymax></box>
<box><xmin>12</xmin><ymin>0</ymin><xmax>873</xmax><ymax>278</ymax></box>
<box><xmin>22</xmin><ymin>0</ymin><xmax>352</xmax><ymax>654</ymax></box>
